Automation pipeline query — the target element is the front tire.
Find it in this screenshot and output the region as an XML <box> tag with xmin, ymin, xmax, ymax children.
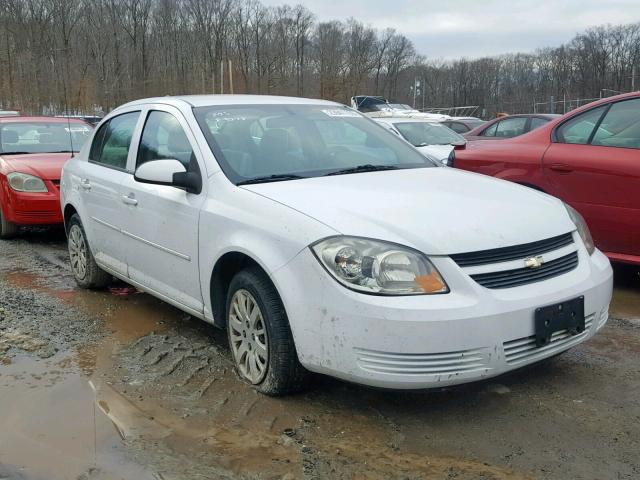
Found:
<box><xmin>226</xmin><ymin>267</ymin><xmax>307</xmax><ymax>396</ymax></box>
<box><xmin>67</xmin><ymin>214</ymin><xmax>111</xmax><ymax>289</ymax></box>
<box><xmin>0</xmin><ymin>208</ymin><xmax>18</xmax><ymax>239</ymax></box>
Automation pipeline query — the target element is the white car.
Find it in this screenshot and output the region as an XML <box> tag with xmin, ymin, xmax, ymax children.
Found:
<box><xmin>60</xmin><ymin>95</ymin><xmax>613</xmax><ymax>396</ymax></box>
<box><xmin>374</xmin><ymin>117</ymin><xmax>466</xmax><ymax>164</ymax></box>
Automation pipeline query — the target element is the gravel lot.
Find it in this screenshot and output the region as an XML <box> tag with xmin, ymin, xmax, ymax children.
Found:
<box><xmin>0</xmin><ymin>230</ymin><xmax>639</xmax><ymax>480</ymax></box>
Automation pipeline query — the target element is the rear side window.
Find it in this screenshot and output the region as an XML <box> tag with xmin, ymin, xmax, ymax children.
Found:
<box><xmin>591</xmin><ymin>98</ymin><xmax>640</xmax><ymax>149</ymax></box>
<box><xmin>137</xmin><ymin>111</ymin><xmax>196</xmax><ymax>170</ymax></box>
<box><xmin>494</xmin><ymin>117</ymin><xmax>527</xmax><ymax>138</ymax></box>
<box><xmin>529</xmin><ymin>117</ymin><xmax>549</xmax><ymax>131</ymax></box>
<box><xmin>556</xmin><ymin>106</ymin><xmax>606</xmax><ymax>145</ymax></box>
<box><xmin>89</xmin><ymin>112</ymin><xmax>140</xmax><ymax>169</ymax></box>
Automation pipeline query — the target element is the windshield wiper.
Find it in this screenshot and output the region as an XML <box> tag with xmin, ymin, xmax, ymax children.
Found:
<box><xmin>0</xmin><ymin>151</ymin><xmax>29</xmax><ymax>155</ymax></box>
<box><xmin>49</xmin><ymin>150</ymin><xmax>76</xmax><ymax>153</ymax></box>
<box><xmin>237</xmin><ymin>174</ymin><xmax>305</xmax><ymax>185</ymax></box>
<box><xmin>325</xmin><ymin>164</ymin><xmax>399</xmax><ymax>176</ymax></box>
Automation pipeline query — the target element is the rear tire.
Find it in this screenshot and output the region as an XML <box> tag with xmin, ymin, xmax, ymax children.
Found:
<box><xmin>226</xmin><ymin>266</ymin><xmax>307</xmax><ymax>396</ymax></box>
<box><xmin>67</xmin><ymin>214</ymin><xmax>111</xmax><ymax>289</ymax></box>
<box><xmin>0</xmin><ymin>208</ymin><xmax>18</xmax><ymax>239</ymax></box>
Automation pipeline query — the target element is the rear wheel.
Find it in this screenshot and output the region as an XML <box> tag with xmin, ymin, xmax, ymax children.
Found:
<box><xmin>0</xmin><ymin>208</ymin><xmax>18</xmax><ymax>239</ymax></box>
<box><xmin>67</xmin><ymin>214</ymin><xmax>111</xmax><ymax>289</ymax></box>
<box><xmin>226</xmin><ymin>267</ymin><xmax>307</xmax><ymax>396</ymax></box>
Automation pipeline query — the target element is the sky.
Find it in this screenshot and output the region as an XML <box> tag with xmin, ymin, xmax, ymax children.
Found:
<box><xmin>261</xmin><ymin>0</ymin><xmax>640</xmax><ymax>59</ymax></box>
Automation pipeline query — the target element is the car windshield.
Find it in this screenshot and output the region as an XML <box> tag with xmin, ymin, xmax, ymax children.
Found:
<box><xmin>193</xmin><ymin>104</ymin><xmax>438</xmax><ymax>184</ymax></box>
<box><xmin>0</xmin><ymin>121</ymin><xmax>92</xmax><ymax>154</ymax></box>
<box><xmin>393</xmin><ymin>122</ymin><xmax>465</xmax><ymax>146</ymax></box>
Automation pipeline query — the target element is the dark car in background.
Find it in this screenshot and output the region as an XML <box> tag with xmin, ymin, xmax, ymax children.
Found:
<box><xmin>464</xmin><ymin>113</ymin><xmax>561</xmax><ymax>140</ymax></box>
<box><xmin>441</xmin><ymin>117</ymin><xmax>486</xmax><ymax>134</ymax></box>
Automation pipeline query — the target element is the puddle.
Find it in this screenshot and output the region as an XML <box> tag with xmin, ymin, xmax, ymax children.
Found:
<box><xmin>0</xmin><ymin>354</ymin><xmax>157</xmax><ymax>480</ymax></box>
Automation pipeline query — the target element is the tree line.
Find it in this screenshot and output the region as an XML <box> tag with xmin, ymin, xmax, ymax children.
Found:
<box><xmin>0</xmin><ymin>0</ymin><xmax>638</xmax><ymax>118</ymax></box>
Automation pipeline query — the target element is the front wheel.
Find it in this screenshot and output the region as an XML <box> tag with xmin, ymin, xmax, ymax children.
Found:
<box><xmin>67</xmin><ymin>214</ymin><xmax>112</xmax><ymax>289</ymax></box>
<box><xmin>0</xmin><ymin>208</ymin><xmax>18</xmax><ymax>239</ymax></box>
<box><xmin>226</xmin><ymin>267</ymin><xmax>307</xmax><ymax>396</ymax></box>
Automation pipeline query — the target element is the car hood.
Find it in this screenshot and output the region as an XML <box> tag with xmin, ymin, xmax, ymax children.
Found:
<box><xmin>1</xmin><ymin>153</ymin><xmax>71</xmax><ymax>180</ymax></box>
<box><xmin>416</xmin><ymin>144</ymin><xmax>453</xmax><ymax>161</ymax></box>
<box><xmin>242</xmin><ymin>168</ymin><xmax>576</xmax><ymax>255</ymax></box>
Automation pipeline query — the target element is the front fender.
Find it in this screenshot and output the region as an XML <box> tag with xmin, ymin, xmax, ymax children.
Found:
<box><xmin>198</xmin><ymin>176</ymin><xmax>337</xmax><ymax>324</ymax></box>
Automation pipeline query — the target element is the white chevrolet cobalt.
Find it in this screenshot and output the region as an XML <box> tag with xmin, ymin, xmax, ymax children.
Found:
<box><xmin>60</xmin><ymin>95</ymin><xmax>613</xmax><ymax>395</ymax></box>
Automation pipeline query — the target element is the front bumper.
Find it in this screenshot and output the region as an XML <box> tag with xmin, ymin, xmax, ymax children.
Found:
<box><xmin>3</xmin><ymin>180</ymin><xmax>63</xmax><ymax>225</ymax></box>
<box><xmin>272</xmin><ymin>238</ymin><xmax>613</xmax><ymax>389</ymax></box>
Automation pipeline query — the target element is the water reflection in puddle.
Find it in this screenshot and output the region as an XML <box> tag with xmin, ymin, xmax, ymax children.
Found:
<box><xmin>0</xmin><ymin>353</ymin><xmax>158</xmax><ymax>480</ymax></box>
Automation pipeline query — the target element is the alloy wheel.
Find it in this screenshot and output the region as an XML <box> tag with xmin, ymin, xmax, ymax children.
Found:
<box><xmin>68</xmin><ymin>225</ymin><xmax>88</xmax><ymax>280</ymax></box>
<box><xmin>228</xmin><ymin>289</ymin><xmax>269</xmax><ymax>384</ymax></box>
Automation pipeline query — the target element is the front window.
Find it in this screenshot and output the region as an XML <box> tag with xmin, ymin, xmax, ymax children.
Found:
<box><xmin>556</xmin><ymin>106</ymin><xmax>607</xmax><ymax>145</ymax></box>
<box><xmin>193</xmin><ymin>104</ymin><xmax>437</xmax><ymax>184</ymax></box>
<box><xmin>137</xmin><ymin>111</ymin><xmax>196</xmax><ymax>170</ymax></box>
<box><xmin>393</xmin><ymin>122</ymin><xmax>465</xmax><ymax>147</ymax></box>
<box><xmin>0</xmin><ymin>121</ymin><xmax>92</xmax><ymax>155</ymax></box>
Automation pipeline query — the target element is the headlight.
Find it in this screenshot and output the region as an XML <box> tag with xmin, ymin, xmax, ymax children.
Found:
<box><xmin>7</xmin><ymin>172</ymin><xmax>48</xmax><ymax>193</ymax></box>
<box><xmin>564</xmin><ymin>203</ymin><xmax>595</xmax><ymax>255</ymax></box>
<box><xmin>311</xmin><ymin>236</ymin><xmax>449</xmax><ymax>295</ymax></box>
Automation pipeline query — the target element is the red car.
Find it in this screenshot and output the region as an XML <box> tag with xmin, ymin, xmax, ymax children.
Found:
<box><xmin>452</xmin><ymin>92</ymin><xmax>640</xmax><ymax>266</ymax></box>
<box><xmin>0</xmin><ymin>116</ymin><xmax>93</xmax><ymax>238</ymax></box>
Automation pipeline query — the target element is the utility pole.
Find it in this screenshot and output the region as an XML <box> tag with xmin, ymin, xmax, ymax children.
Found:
<box><xmin>632</xmin><ymin>65</ymin><xmax>636</xmax><ymax>91</ymax></box>
<box><xmin>220</xmin><ymin>61</ymin><xmax>224</xmax><ymax>94</ymax></box>
<box><xmin>412</xmin><ymin>77</ymin><xmax>418</xmax><ymax>109</ymax></box>
<box><xmin>228</xmin><ymin>59</ymin><xmax>234</xmax><ymax>94</ymax></box>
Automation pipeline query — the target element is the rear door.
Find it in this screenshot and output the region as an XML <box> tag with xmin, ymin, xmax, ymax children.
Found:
<box><xmin>75</xmin><ymin>110</ymin><xmax>142</xmax><ymax>276</ymax></box>
<box><xmin>542</xmin><ymin>98</ymin><xmax>640</xmax><ymax>257</ymax></box>
<box><xmin>119</xmin><ymin>106</ymin><xmax>206</xmax><ymax>315</ymax></box>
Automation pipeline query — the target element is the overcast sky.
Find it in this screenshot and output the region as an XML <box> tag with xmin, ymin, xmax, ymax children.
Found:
<box><xmin>261</xmin><ymin>0</ymin><xmax>640</xmax><ymax>59</ymax></box>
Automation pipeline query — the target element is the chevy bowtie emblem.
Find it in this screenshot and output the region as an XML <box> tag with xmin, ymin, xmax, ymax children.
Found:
<box><xmin>524</xmin><ymin>256</ymin><xmax>544</xmax><ymax>269</ymax></box>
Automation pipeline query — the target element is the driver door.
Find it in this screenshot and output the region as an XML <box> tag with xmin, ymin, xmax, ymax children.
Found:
<box><xmin>119</xmin><ymin>106</ymin><xmax>207</xmax><ymax>315</ymax></box>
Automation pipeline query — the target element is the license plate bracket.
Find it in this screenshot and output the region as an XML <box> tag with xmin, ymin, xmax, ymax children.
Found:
<box><xmin>534</xmin><ymin>296</ymin><xmax>585</xmax><ymax>348</ymax></box>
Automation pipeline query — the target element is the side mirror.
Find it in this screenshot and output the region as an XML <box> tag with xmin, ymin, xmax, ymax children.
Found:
<box><xmin>134</xmin><ymin>159</ymin><xmax>202</xmax><ymax>194</ymax></box>
<box><xmin>452</xmin><ymin>140</ymin><xmax>467</xmax><ymax>150</ymax></box>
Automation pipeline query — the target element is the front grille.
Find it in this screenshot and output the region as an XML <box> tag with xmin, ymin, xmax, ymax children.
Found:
<box><xmin>503</xmin><ymin>314</ymin><xmax>594</xmax><ymax>364</ymax></box>
<box><xmin>355</xmin><ymin>347</ymin><xmax>489</xmax><ymax>376</ymax></box>
<box><xmin>470</xmin><ymin>251</ymin><xmax>578</xmax><ymax>289</ymax></box>
<box><xmin>451</xmin><ymin>232</ymin><xmax>574</xmax><ymax>267</ymax></box>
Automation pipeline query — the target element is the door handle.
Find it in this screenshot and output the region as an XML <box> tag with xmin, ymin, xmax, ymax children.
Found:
<box><xmin>549</xmin><ymin>164</ymin><xmax>573</xmax><ymax>174</ymax></box>
<box><xmin>80</xmin><ymin>178</ymin><xmax>91</xmax><ymax>190</ymax></box>
<box><xmin>121</xmin><ymin>194</ymin><xmax>138</xmax><ymax>206</ymax></box>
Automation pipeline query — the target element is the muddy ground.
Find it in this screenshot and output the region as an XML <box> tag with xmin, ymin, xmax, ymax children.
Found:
<box><xmin>0</xmin><ymin>230</ymin><xmax>639</xmax><ymax>480</ymax></box>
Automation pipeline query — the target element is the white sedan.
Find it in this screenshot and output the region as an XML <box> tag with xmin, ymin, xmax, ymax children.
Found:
<box><xmin>60</xmin><ymin>95</ymin><xmax>612</xmax><ymax>395</ymax></box>
<box><xmin>374</xmin><ymin>116</ymin><xmax>466</xmax><ymax>164</ymax></box>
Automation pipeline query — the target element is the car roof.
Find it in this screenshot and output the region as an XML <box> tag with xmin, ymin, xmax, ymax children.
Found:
<box><xmin>0</xmin><ymin>115</ymin><xmax>89</xmax><ymax>124</ymax></box>
<box><xmin>491</xmin><ymin>113</ymin><xmax>561</xmax><ymax>119</ymax></box>
<box><xmin>120</xmin><ymin>94</ymin><xmax>342</xmax><ymax>109</ymax></box>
